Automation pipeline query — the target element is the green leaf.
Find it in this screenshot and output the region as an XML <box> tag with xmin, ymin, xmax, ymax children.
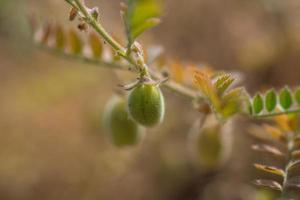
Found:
<box><xmin>125</xmin><ymin>0</ymin><xmax>161</xmax><ymax>41</ymax></box>
<box><xmin>253</xmin><ymin>94</ymin><xmax>263</xmax><ymax>114</ymax></box>
<box><xmin>279</xmin><ymin>87</ymin><xmax>293</xmax><ymax>110</ymax></box>
<box><xmin>131</xmin><ymin>18</ymin><xmax>160</xmax><ymax>39</ymax></box>
<box><xmin>214</xmin><ymin>74</ymin><xmax>235</xmax><ymax>95</ymax></box>
<box><xmin>265</xmin><ymin>89</ymin><xmax>277</xmax><ymax>112</ymax></box>
<box><xmin>295</xmin><ymin>87</ymin><xmax>300</xmax><ymax>106</ymax></box>
<box><xmin>220</xmin><ymin>87</ymin><xmax>246</xmax><ymax>118</ymax></box>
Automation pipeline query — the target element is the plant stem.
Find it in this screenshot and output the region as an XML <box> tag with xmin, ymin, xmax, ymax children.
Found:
<box><xmin>64</xmin><ymin>0</ymin><xmax>197</xmax><ymax>100</ymax></box>
<box><xmin>36</xmin><ymin>43</ymin><xmax>198</xmax><ymax>99</ymax></box>
<box><xmin>73</xmin><ymin>0</ymin><xmax>124</xmax><ymax>53</ymax></box>
<box><xmin>252</xmin><ymin>108</ymin><xmax>300</xmax><ymax>118</ymax></box>
<box><xmin>37</xmin><ymin>44</ymin><xmax>125</xmax><ymax>70</ymax></box>
<box><xmin>280</xmin><ymin>132</ymin><xmax>295</xmax><ymax>200</ymax></box>
<box><xmin>72</xmin><ymin>0</ymin><xmax>150</xmax><ymax>75</ymax></box>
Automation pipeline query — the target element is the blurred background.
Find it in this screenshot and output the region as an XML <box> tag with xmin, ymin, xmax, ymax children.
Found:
<box><xmin>0</xmin><ymin>0</ymin><xmax>300</xmax><ymax>199</ymax></box>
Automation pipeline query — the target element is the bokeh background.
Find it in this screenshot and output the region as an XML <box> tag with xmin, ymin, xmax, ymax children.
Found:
<box><xmin>1</xmin><ymin>0</ymin><xmax>300</xmax><ymax>199</ymax></box>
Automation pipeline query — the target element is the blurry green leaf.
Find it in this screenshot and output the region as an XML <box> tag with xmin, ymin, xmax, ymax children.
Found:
<box><xmin>131</xmin><ymin>18</ymin><xmax>160</xmax><ymax>39</ymax></box>
<box><xmin>279</xmin><ymin>87</ymin><xmax>292</xmax><ymax>110</ymax></box>
<box><xmin>125</xmin><ymin>0</ymin><xmax>161</xmax><ymax>41</ymax></box>
<box><xmin>295</xmin><ymin>87</ymin><xmax>300</xmax><ymax>106</ymax></box>
<box><xmin>214</xmin><ymin>74</ymin><xmax>235</xmax><ymax>95</ymax></box>
<box><xmin>253</xmin><ymin>94</ymin><xmax>264</xmax><ymax>114</ymax></box>
<box><xmin>221</xmin><ymin>87</ymin><xmax>245</xmax><ymax>118</ymax></box>
<box><xmin>265</xmin><ymin>89</ymin><xmax>277</xmax><ymax>112</ymax></box>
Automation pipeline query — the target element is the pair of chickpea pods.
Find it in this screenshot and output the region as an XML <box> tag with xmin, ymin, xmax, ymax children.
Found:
<box><xmin>103</xmin><ymin>82</ymin><xmax>232</xmax><ymax>170</ymax></box>
<box><xmin>103</xmin><ymin>83</ymin><xmax>165</xmax><ymax>147</ymax></box>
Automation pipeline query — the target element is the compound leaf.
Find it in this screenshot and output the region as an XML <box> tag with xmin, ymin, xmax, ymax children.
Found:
<box><xmin>214</xmin><ymin>73</ymin><xmax>235</xmax><ymax>95</ymax></box>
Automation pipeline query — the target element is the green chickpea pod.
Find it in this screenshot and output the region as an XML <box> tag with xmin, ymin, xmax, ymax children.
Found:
<box><xmin>103</xmin><ymin>95</ymin><xmax>144</xmax><ymax>147</ymax></box>
<box><xmin>128</xmin><ymin>83</ymin><xmax>165</xmax><ymax>127</ymax></box>
<box><xmin>188</xmin><ymin>114</ymin><xmax>233</xmax><ymax>170</ymax></box>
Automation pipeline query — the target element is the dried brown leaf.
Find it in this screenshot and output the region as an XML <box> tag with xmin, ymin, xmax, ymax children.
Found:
<box><xmin>252</xmin><ymin>144</ymin><xmax>284</xmax><ymax>157</ymax></box>
<box><xmin>254</xmin><ymin>163</ymin><xmax>285</xmax><ymax>177</ymax></box>
<box><xmin>253</xmin><ymin>179</ymin><xmax>282</xmax><ymax>191</ymax></box>
<box><xmin>89</xmin><ymin>32</ymin><xmax>103</xmax><ymax>58</ymax></box>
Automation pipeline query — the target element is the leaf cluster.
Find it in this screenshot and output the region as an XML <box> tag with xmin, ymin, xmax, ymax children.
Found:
<box><xmin>250</xmin><ymin>116</ymin><xmax>300</xmax><ymax>198</ymax></box>
<box><xmin>249</xmin><ymin>87</ymin><xmax>300</xmax><ymax>117</ymax></box>
<box><xmin>194</xmin><ymin>71</ymin><xmax>247</xmax><ymax>119</ymax></box>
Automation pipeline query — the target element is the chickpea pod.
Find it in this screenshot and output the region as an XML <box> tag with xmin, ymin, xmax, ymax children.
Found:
<box><xmin>188</xmin><ymin>115</ymin><xmax>233</xmax><ymax>170</ymax></box>
<box><xmin>128</xmin><ymin>83</ymin><xmax>165</xmax><ymax>127</ymax></box>
<box><xmin>103</xmin><ymin>95</ymin><xmax>144</xmax><ymax>147</ymax></box>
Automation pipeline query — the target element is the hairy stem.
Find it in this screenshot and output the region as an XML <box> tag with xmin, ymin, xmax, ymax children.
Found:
<box><xmin>252</xmin><ymin>108</ymin><xmax>300</xmax><ymax>118</ymax></box>
<box><xmin>280</xmin><ymin>132</ymin><xmax>295</xmax><ymax>200</ymax></box>
<box><xmin>71</xmin><ymin>0</ymin><xmax>151</xmax><ymax>76</ymax></box>
<box><xmin>73</xmin><ymin>0</ymin><xmax>124</xmax><ymax>53</ymax></box>
<box><xmin>37</xmin><ymin>43</ymin><xmax>198</xmax><ymax>99</ymax></box>
<box><xmin>63</xmin><ymin>0</ymin><xmax>197</xmax><ymax>100</ymax></box>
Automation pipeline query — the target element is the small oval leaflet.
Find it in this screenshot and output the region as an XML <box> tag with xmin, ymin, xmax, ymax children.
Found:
<box><xmin>252</xmin><ymin>94</ymin><xmax>264</xmax><ymax>114</ymax></box>
<box><xmin>265</xmin><ymin>89</ymin><xmax>277</xmax><ymax>112</ymax></box>
<box><xmin>279</xmin><ymin>87</ymin><xmax>293</xmax><ymax>110</ymax></box>
<box><xmin>214</xmin><ymin>74</ymin><xmax>235</xmax><ymax>95</ymax></box>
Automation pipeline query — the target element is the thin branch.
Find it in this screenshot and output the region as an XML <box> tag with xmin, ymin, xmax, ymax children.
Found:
<box><xmin>36</xmin><ymin>43</ymin><xmax>198</xmax><ymax>99</ymax></box>
<box><xmin>72</xmin><ymin>0</ymin><xmax>125</xmax><ymax>53</ymax></box>
<box><xmin>38</xmin><ymin>44</ymin><xmax>125</xmax><ymax>70</ymax></box>
<box><xmin>252</xmin><ymin>108</ymin><xmax>300</xmax><ymax>118</ymax></box>
<box><xmin>280</xmin><ymin>132</ymin><xmax>296</xmax><ymax>199</ymax></box>
<box><xmin>61</xmin><ymin>0</ymin><xmax>198</xmax><ymax>99</ymax></box>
